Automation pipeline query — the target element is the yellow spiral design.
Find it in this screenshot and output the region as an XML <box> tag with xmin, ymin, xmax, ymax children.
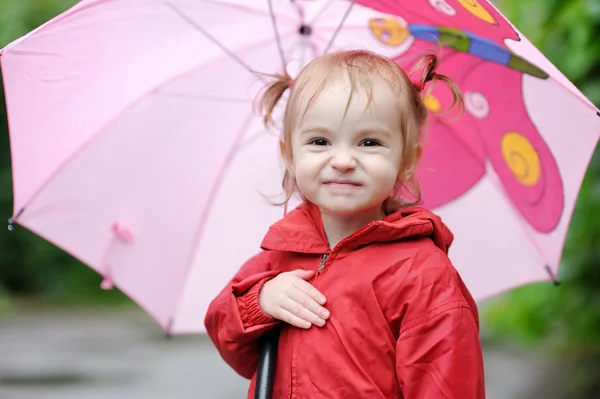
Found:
<box><xmin>457</xmin><ymin>0</ymin><xmax>496</xmax><ymax>24</ymax></box>
<box><xmin>369</xmin><ymin>18</ymin><xmax>410</xmax><ymax>46</ymax></box>
<box><xmin>423</xmin><ymin>94</ymin><xmax>441</xmax><ymax>113</ymax></box>
<box><xmin>501</xmin><ymin>132</ymin><xmax>541</xmax><ymax>186</ymax></box>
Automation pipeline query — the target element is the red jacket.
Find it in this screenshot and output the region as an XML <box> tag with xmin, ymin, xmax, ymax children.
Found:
<box><xmin>205</xmin><ymin>202</ymin><xmax>485</xmax><ymax>398</ymax></box>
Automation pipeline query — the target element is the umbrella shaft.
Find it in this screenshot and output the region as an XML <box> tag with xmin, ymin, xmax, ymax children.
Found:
<box><xmin>255</xmin><ymin>328</ymin><xmax>280</xmax><ymax>399</ymax></box>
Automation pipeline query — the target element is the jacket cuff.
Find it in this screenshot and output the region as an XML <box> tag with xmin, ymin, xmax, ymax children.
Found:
<box><xmin>234</xmin><ymin>273</ymin><xmax>279</xmax><ymax>328</ymax></box>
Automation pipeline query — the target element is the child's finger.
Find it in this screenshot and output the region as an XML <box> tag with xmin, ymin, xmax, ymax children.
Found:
<box><xmin>288</xmin><ymin>288</ymin><xmax>329</xmax><ymax>321</ymax></box>
<box><xmin>277</xmin><ymin>308</ymin><xmax>312</xmax><ymax>329</ymax></box>
<box><xmin>281</xmin><ymin>297</ymin><xmax>326</xmax><ymax>327</ymax></box>
<box><xmin>293</xmin><ymin>278</ymin><xmax>327</xmax><ymax>305</ymax></box>
<box><xmin>288</xmin><ymin>269</ymin><xmax>315</xmax><ymax>279</ymax></box>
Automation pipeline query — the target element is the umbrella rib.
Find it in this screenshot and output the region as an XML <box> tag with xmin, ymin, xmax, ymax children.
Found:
<box><xmin>289</xmin><ymin>0</ymin><xmax>306</xmax><ymax>21</ymax></box>
<box><xmin>323</xmin><ymin>0</ymin><xmax>356</xmax><ymax>55</ymax></box>
<box><xmin>267</xmin><ymin>0</ymin><xmax>288</xmax><ymax>73</ymax></box>
<box><xmin>159</xmin><ymin>92</ymin><xmax>253</xmax><ymax>104</ymax></box>
<box><xmin>164</xmin><ymin>1</ymin><xmax>266</xmax><ymax>82</ymax></box>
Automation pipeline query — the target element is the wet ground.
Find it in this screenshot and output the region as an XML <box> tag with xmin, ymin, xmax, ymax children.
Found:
<box><xmin>0</xmin><ymin>308</ymin><xmax>547</xmax><ymax>398</ymax></box>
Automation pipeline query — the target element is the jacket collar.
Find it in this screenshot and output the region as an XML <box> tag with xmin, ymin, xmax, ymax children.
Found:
<box><xmin>261</xmin><ymin>201</ymin><xmax>453</xmax><ymax>254</ymax></box>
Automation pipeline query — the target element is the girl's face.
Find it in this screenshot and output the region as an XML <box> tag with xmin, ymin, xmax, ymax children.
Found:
<box><xmin>290</xmin><ymin>80</ymin><xmax>405</xmax><ymax>217</ymax></box>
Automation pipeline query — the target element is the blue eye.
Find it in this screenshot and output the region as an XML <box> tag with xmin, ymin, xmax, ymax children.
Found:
<box><xmin>309</xmin><ymin>138</ymin><xmax>329</xmax><ymax>146</ymax></box>
<box><xmin>361</xmin><ymin>139</ymin><xmax>382</xmax><ymax>147</ymax></box>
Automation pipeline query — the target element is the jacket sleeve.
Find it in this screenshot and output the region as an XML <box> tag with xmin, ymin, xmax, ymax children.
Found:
<box><xmin>394</xmin><ymin>251</ymin><xmax>486</xmax><ymax>398</ymax></box>
<box><xmin>204</xmin><ymin>251</ymin><xmax>281</xmax><ymax>379</ymax></box>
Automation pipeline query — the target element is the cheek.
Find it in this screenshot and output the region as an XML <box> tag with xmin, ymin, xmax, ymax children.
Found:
<box><xmin>389</xmin><ymin>148</ymin><xmax>405</xmax><ymax>180</ymax></box>
<box><xmin>294</xmin><ymin>163</ymin><xmax>318</xmax><ymax>187</ymax></box>
<box><xmin>293</xmin><ymin>166</ymin><xmax>319</xmax><ymax>201</ymax></box>
<box><xmin>382</xmin><ymin>169</ymin><xmax>401</xmax><ymax>190</ymax></box>
<box><xmin>375</xmin><ymin>160</ymin><xmax>403</xmax><ymax>195</ymax></box>
<box><xmin>293</xmin><ymin>150</ymin><xmax>321</xmax><ymax>170</ymax></box>
<box><xmin>292</xmin><ymin>155</ymin><xmax>314</xmax><ymax>183</ymax></box>
<box><xmin>370</xmin><ymin>153</ymin><xmax>403</xmax><ymax>180</ymax></box>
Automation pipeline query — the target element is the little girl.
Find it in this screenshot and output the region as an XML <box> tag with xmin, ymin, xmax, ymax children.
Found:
<box><xmin>205</xmin><ymin>50</ymin><xmax>485</xmax><ymax>398</ymax></box>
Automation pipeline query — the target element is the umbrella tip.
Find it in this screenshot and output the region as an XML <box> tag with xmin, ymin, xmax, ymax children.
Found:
<box><xmin>164</xmin><ymin>317</ymin><xmax>174</xmax><ymax>339</ymax></box>
<box><xmin>7</xmin><ymin>208</ymin><xmax>25</xmax><ymax>230</ymax></box>
<box><xmin>545</xmin><ymin>265</ymin><xmax>560</xmax><ymax>287</ymax></box>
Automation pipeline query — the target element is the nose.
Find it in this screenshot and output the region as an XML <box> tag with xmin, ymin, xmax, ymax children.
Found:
<box><xmin>330</xmin><ymin>149</ymin><xmax>357</xmax><ymax>172</ymax></box>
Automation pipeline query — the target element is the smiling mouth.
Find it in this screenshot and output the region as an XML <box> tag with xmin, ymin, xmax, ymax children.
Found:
<box><xmin>323</xmin><ymin>181</ymin><xmax>363</xmax><ymax>189</ymax></box>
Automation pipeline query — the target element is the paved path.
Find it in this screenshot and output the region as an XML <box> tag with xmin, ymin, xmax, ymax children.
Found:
<box><xmin>0</xmin><ymin>308</ymin><xmax>546</xmax><ymax>398</ymax></box>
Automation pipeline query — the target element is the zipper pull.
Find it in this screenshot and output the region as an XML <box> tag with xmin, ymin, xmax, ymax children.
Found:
<box><xmin>317</xmin><ymin>254</ymin><xmax>329</xmax><ymax>274</ymax></box>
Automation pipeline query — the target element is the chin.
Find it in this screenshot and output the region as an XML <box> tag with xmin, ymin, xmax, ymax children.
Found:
<box><xmin>318</xmin><ymin>201</ymin><xmax>381</xmax><ymax>216</ymax></box>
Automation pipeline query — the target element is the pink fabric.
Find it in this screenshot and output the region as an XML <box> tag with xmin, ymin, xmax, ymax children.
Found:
<box><xmin>1</xmin><ymin>0</ymin><xmax>598</xmax><ymax>333</ymax></box>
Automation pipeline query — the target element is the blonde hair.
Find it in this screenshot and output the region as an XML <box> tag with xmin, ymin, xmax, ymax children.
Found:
<box><xmin>258</xmin><ymin>49</ymin><xmax>462</xmax><ymax>213</ymax></box>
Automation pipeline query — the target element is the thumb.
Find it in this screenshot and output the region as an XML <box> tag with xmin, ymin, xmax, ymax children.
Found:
<box><xmin>288</xmin><ymin>269</ymin><xmax>315</xmax><ymax>279</ymax></box>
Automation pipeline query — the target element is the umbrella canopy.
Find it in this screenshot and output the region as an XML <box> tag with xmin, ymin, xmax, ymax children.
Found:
<box><xmin>1</xmin><ymin>0</ymin><xmax>598</xmax><ymax>334</ymax></box>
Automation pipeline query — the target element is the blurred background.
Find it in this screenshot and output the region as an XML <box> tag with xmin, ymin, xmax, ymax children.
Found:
<box><xmin>0</xmin><ymin>0</ymin><xmax>598</xmax><ymax>398</ymax></box>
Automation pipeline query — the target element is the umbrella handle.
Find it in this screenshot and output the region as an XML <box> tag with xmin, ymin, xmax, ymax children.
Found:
<box><xmin>254</xmin><ymin>328</ymin><xmax>280</xmax><ymax>399</ymax></box>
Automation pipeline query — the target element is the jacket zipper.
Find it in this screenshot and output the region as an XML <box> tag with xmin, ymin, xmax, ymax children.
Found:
<box><xmin>290</xmin><ymin>253</ymin><xmax>329</xmax><ymax>398</ymax></box>
<box><xmin>315</xmin><ymin>222</ymin><xmax>378</xmax><ymax>278</ymax></box>
<box><xmin>290</xmin><ymin>222</ymin><xmax>380</xmax><ymax>397</ymax></box>
<box><xmin>317</xmin><ymin>253</ymin><xmax>329</xmax><ymax>274</ymax></box>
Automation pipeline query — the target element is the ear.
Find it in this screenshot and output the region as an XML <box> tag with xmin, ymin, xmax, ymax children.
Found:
<box><xmin>398</xmin><ymin>144</ymin><xmax>423</xmax><ymax>182</ymax></box>
<box><xmin>279</xmin><ymin>140</ymin><xmax>286</xmax><ymax>159</ymax></box>
<box><xmin>415</xmin><ymin>143</ymin><xmax>423</xmax><ymax>164</ymax></box>
<box><xmin>280</xmin><ymin>140</ymin><xmax>295</xmax><ymax>174</ymax></box>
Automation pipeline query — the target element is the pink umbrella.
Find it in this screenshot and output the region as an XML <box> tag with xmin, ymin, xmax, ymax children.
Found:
<box><xmin>1</xmin><ymin>0</ymin><xmax>599</xmax><ymax>335</ymax></box>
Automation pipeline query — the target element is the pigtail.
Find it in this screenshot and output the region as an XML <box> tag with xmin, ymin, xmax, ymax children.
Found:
<box><xmin>381</xmin><ymin>51</ymin><xmax>465</xmax><ymax>214</ymax></box>
<box><xmin>256</xmin><ymin>72</ymin><xmax>294</xmax><ymax>126</ymax></box>
<box><xmin>411</xmin><ymin>52</ymin><xmax>464</xmax><ymax>116</ymax></box>
<box><xmin>254</xmin><ymin>71</ymin><xmax>298</xmax><ymax>209</ymax></box>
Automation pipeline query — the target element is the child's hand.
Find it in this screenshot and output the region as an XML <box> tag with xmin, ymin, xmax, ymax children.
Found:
<box><xmin>259</xmin><ymin>269</ymin><xmax>330</xmax><ymax>329</ymax></box>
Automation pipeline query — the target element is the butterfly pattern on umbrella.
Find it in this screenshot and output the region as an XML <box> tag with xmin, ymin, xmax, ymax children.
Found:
<box><xmin>359</xmin><ymin>0</ymin><xmax>563</xmax><ymax>233</ymax></box>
